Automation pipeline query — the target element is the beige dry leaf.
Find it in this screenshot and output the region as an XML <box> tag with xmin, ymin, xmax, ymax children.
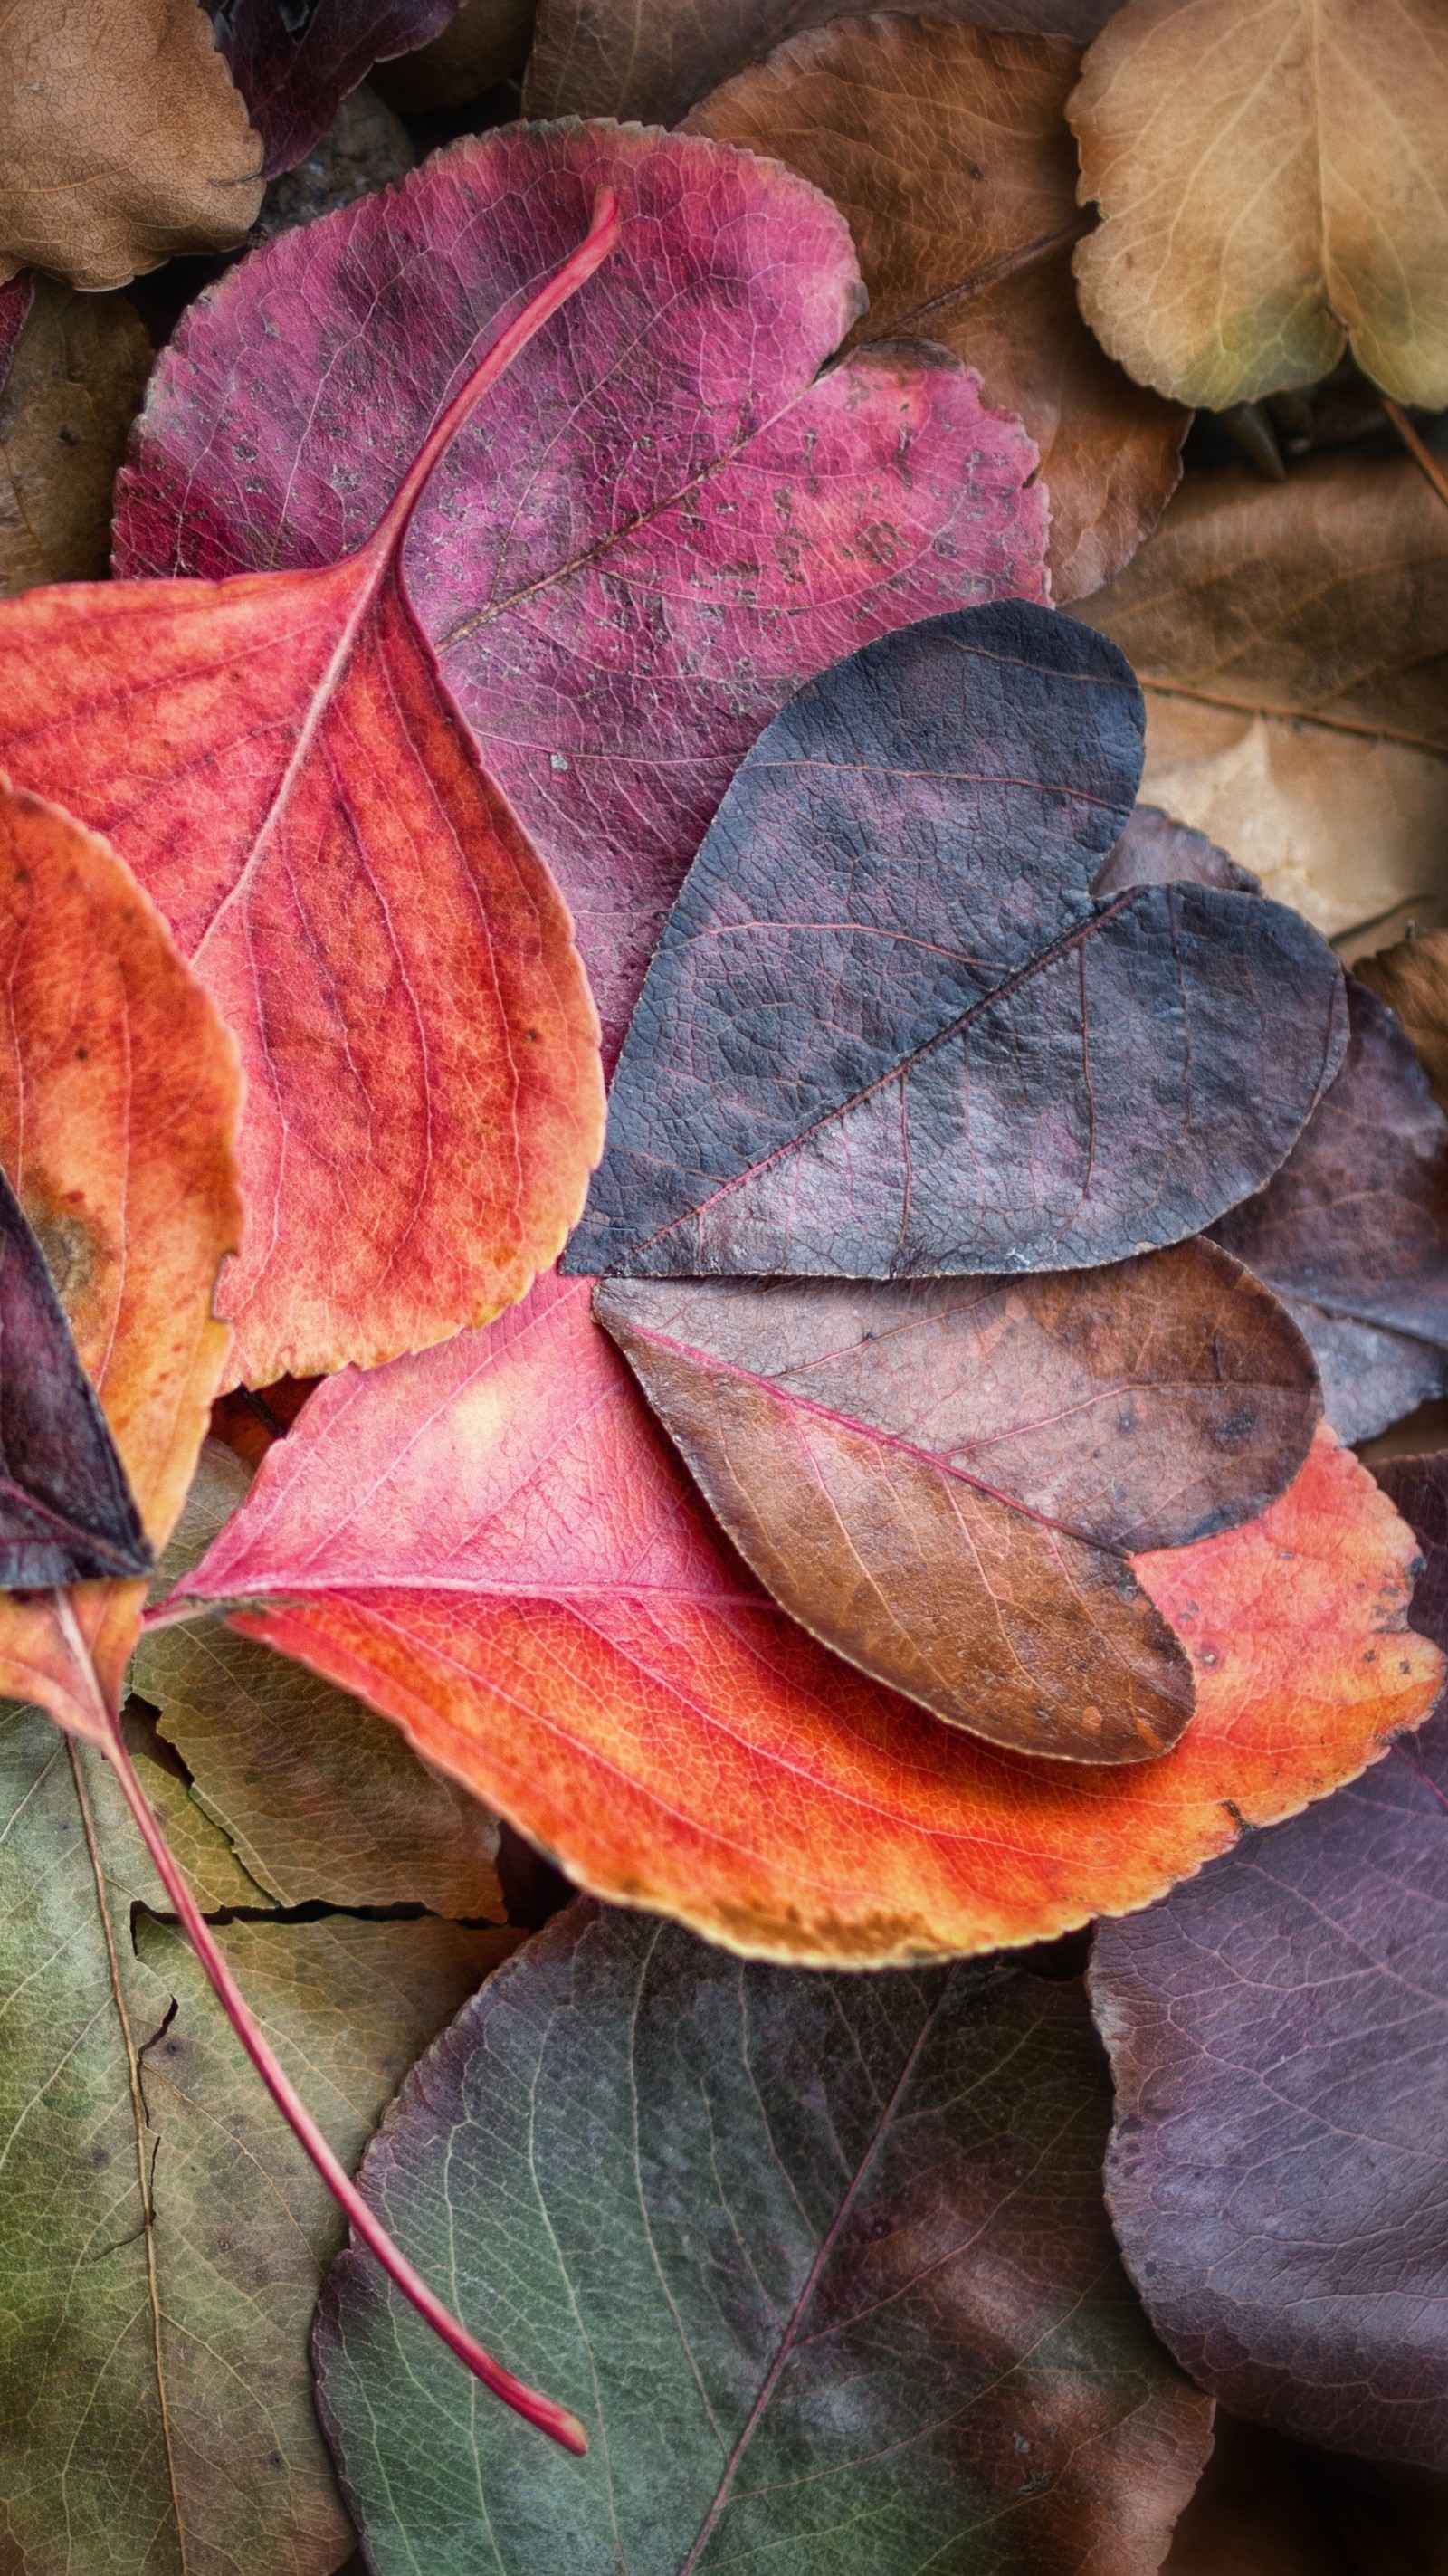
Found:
<box><xmin>1070</xmin><ymin>0</ymin><xmax>1448</xmax><ymax>411</ymax></box>
<box><xmin>1079</xmin><ymin>453</ymin><xmax>1448</xmax><ymax>950</ymax></box>
<box><xmin>0</xmin><ymin>279</ymin><xmax>152</xmax><ymax>594</ymax></box>
<box><xmin>0</xmin><ymin>0</ymin><xmax>262</xmax><ymax>291</ymax></box>
<box><xmin>686</xmin><ymin>14</ymin><xmax>1186</xmax><ymax>598</ymax></box>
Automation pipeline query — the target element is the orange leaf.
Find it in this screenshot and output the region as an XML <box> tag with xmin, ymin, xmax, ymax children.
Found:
<box><xmin>0</xmin><ymin>778</ymin><xmax>241</xmax><ymax>1732</ymax></box>
<box><xmin>171</xmin><ymin>1274</ymin><xmax>1443</xmax><ymax>1962</ymax></box>
<box><xmin>0</xmin><ymin>203</ymin><xmax>614</xmax><ymax>1385</ymax></box>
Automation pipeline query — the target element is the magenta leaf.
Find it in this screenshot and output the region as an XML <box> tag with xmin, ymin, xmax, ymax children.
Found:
<box><xmin>112</xmin><ymin>120</ymin><xmax>1048</xmax><ymax>1062</ymax></box>
<box><xmin>566</xmin><ymin>602</ymin><xmax>1348</xmax><ymax>1280</ymax></box>
<box><xmin>205</xmin><ymin>0</ymin><xmax>462</xmax><ymax>176</ymax></box>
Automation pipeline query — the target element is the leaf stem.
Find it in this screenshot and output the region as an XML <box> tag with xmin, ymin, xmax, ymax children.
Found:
<box><xmin>48</xmin><ymin>1590</ymin><xmax>588</xmax><ymax>2457</ymax></box>
<box><xmin>1385</xmin><ymin>396</ymin><xmax>1448</xmax><ymax>516</ymax></box>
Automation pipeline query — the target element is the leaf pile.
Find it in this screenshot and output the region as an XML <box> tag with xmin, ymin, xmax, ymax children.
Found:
<box><xmin>0</xmin><ymin>10</ymin><xmax>1446</xmax><ymax>2572</ymax></box>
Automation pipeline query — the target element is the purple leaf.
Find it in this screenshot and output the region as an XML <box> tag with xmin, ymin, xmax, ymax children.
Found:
<box><xmin>205</xmin><ymin>0</ymin><xmax>462</xmax><ymax>177</ymax></box>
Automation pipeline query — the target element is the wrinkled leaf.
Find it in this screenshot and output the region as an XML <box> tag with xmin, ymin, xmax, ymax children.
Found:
<box><xmin>1070</xmin><ymin>0</ymin><xmax>1448</xmax><ymax>410</ymax></box>
<box><xmin>374</xmin><ymin>0</ymin><xmax>535</xmax><ymax>111</ymax></box>
<box><xmin>135</xmin><ymin>1439</ymin><xmax>506</xmax><ymax>1914</ymax></box>
<box><xmin>112</xmin><ymin>119</ymin><xmax>1048</xmax><ymax>1064</ymax></box>
<box><xmin>315</xmin><ymin>1896</ymin><xmax>1212</xmax><ymax>2574</ymax></box>
<box><xmin>569</xmin><ymin>601</ymin><xmax>1346</xmax><ymax>1282</ymax></box>
<box><xmin>0</xmin><ymin>1696</ymin><xmax>507</xmax><ymax>2576</ymax></box>
<box><xmin>686</xmin><ymin>14</ymin><xmax>1186</xmax><ymax>600</ymax></box>
<box><xmin>1272</xmin><ymin>1301</ymin><xmax>1447</xmax><ymax>1448</ymax></box>
<box><xmin>0</xmin><ymin>0</ymin><xmax>262</xmax><ymax>289</ymax></box>
<box><xmin>1358</xmin><ymin>931</ymin><xmax>1448</xmax><ymax>1113</ymax></box>
<box><xmin>1081</xmin><ymin>455</ymin><xmax>1448</xmax><ymax>949</ymax></box>
<box><xmin>1094</xmin><ymin>803</ymin><xmax>1256</xmax><ymax>898</ymax></box>
<box><xmin>0</xmin><ymin>780</ymin><xmax>240</xmax><ymax>1737</ymax></box>
<box><xmin>167</xmin><ymin>1274</ymin><xmax>1441</xmax><ymax>1963</ymax></box>
<box><xmin>0</xmin><ymin>279</ymin><xmax>152</xmax><ymax>596</ymax></box>
<box><xmin>595</xmin><ymin>1241</ymin><xmax>1318</xmax><ymax>1762</ymax></box>
<box><xmin>0</xmin><ymin>196</ymin><xmax>612</xmax><ymax>1388</ymax></box>
<box><xmin>206</xmin><ymin>0</ymin><xmax>459</xmax><ymax>174</ymax></box>
<box><xmin>525</xmin><ymin>0</ymin><xmax>1126</xmax><ymax>125</ymax></box>
<box><xmin>1092</xmin><ymin>1444</ymin><xmax>1448</xmax><ymax>2465</ymax></box>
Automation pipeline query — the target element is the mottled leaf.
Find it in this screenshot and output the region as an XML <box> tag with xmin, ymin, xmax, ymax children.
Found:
<box><xmin>595</xmin><ymin>1241</ymin><xmax>1318</xmax><ymax>1762</ymax></box>
<box><xmin>1091</xmin><ymin>1445</ymin><xmax>1448</xmax><ymax>2466</ymax></box>
<box><xmin>525</xmin><ymin>0</ymin><xmax>1126</xmax><ymax>125</ymax></box>
<box><xmin>0</xmin><ymin>199</ymin><xmax>612</xmax><ymax>1387</ymax></box>
<box><xmin>0</xmin><ymin>1696</ymin><xmax>506</xmax><ymax>2576</ymax></box>
<box><xmin>111</xmin><ymin>119</ymin><xmax>1048</xmax><ymax>1064</ymax></box>
<box><xmin>686</xmin><ymin>14</ymin><xmax>1186</xmax><ymax>600</ymax></box>
<box><xmin>166</xmin><ymin>1274</ymin><xmax>1441</xmax><ymax>1963</ymax></box>
<box><xmin>373</xmin><ymin>0</ymin><xmax>534</xmax><ymax>111</ymax></box>
<box><xmin>315</xmin><ymin>1897</ymin><xmax>1212</xmax><ymax>2574</ymax></box>
<box><xmin>0</xmin><ymin>781</ymin><xmax>240</xmax><ymax>1738</ymax></box>
<box><xmin>206</xmin><ymin>0</ymin><xmax>459</xmax><ymax>174</ymax></box>
<box><xmin>569</xmin><ymin>601</ymin><xmax>1346</xmax><ymax>1282</ymax></box>
<box><xmin>0</xmin><ymin>0</ymin><xmax>262</xmax><ymax>289</ymax></box>
<box><xmin>1081</xmin><ymin>455</ymin><xmax>1448</xmax><ymax>950</ymax></box>
<box><xmin>0</xmin><ymin>280</ymin><xmax>152</xmax><ymax>596</ymax></box>
<box><xmin>1070</xmin><ymin>0</ymin><xmax>1448</xmax><ymax>410</ymax></box>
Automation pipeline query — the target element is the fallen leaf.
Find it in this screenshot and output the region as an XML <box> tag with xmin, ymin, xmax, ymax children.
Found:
<box><xmin>1213</xmin><ymin>978</ymin><xmax>1448</xmax><ymax>1354</ymax></box>
<box><xmin>1091</xmin><ymin>1450</ymin><xmax>1448</xmax><ymax>2462</ymax></box>
<box><xmin>0</xmin><ymin>1695</ymin><xmax>509</xmax><ymax>2576</ymax></box>
<box><xmin>0</xmin><ymin>0</ymin><xmax>262</xmax><ymax>290</ymax></box>
<box><xmin>567</xmin><ymin>600</ymin><xmax>1347</xmax><ymax>1281</ymax></box>
<box><xmin>685</xmin><ymin>14</ymin><xmax>1186</xmax><ymax>600</ymax></box>
<box><xmin>1358</xmin><ymin>932</ymin><xmax>1448</xmax><ymax>1113</ymax></box>
<box><xmin>133</xmin><ymin>1439</ymin><xmax>507</xmax><ymax>1914</ymax></box>
<box><xmin>525</xmin><ymin>0</ymin><xmax>1127</xmax><ymax>125</ymax></box>
<box><xmin>374</xmin><ymin>0</ymin><xmax>535</xmax><ymax>111</ymax></box>
<box><xmin>0</xmin><ymin>781</ymin><xmax>240</xmax><ymax>1738</ymax></box>
<box><xmin>205</xmin><ymin>0</ymin><xmax>459</xmax><ymax>175</ymax></box>
<box><xmin>1164</xmin><ymin>2415</ymin><xmax>1355</xmax><ymax>2576</ymax></box>
<box><xmin>0</xmin><ymin>279</ymin><xmax>151</xmax><ymax>595</ymax></box>
<box><xmin>0</xmin><ymin>195</ymin><xmax>614</xmax><ymax>1388</ymax></box>
<box><xmin>249</xmin><ymin>81</ymin><xmax>414</xmax><ymax>244</ymax></box>
<box><xmin>315</xmin><ymin>1897</ymin><xmax>1212</xmax><ymax>2573</ymax></box>
<box><xmin>595</xmin><ymin>1241</ymin><xmax>1319</xmax><ymax>1762</ymax></box>
<box><xmin>1081</xmin><ymin>453</ymin><xmax>1448</xmax><ymax>951</ymax></box>
<box><xmin>122</xmin><ymin>1693</ymin><xmax>274</xmax><ymax>1909</ymax></box>
<box><xmin>1269</xmin><ymin>1302</ymin><xmax>1447</xmax><ymax>1449</ymax></box>
<box><xmin>0</xmin><ymin>275</ymin><xmax>33</xmax><ymax>382</ymax></box>
<box><xmin>110</xmin><ymin>119</ymin><xmax>1049</xmax><ymax>1064</ymax></box>
<box><xmin>1093</xmin><ymin>802</ymin><xmax>1256</xmax><ymax>897</ymax></box>
<box><xmin>1070</xmin><ymin>0</ymin><xmax>1448</xmax><ymax>410</ymax></box>
<box><xmin>166</xmin><ymin>1273</ymin><xmax>1441</xmax><ymax>1964</ymax></box>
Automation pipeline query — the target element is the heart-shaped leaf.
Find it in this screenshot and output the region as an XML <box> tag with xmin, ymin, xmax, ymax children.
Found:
<box><xmin>567</xmin><ymin>601</ymin><xmax>1347</xmax><ymax>1281</ymax></box>
<box><xmin>111</xmin><ymin>120</ymin><xmax>1049</xmax><ymax>1064</ymax></box>
<box><xmin>205</xmin><ymin>0</ymin><xmax>460</xmax><ymax>175</ymax></box>
<box><xmin>167</xmin><ymin>1274</ymin><xmax>1441</xmax><ymax>1963</ymax></box>
<box><xmin>595</xmin><ymin>1240</ymin><xmax>1319</xmax><ymax>1762</ymax></box>
<box><xmin>314</xmin><ymin>1897</ymin><xmax>1212</xmax><ymax>2575</ymax></box>
<box><xmin>1070</xmin><ymin>0</ymin><xmax>1448</xmax><ymax>410</ymax></box>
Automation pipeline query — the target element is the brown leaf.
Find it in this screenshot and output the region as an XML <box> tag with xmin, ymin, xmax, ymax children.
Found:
<box><xmin>686</xmin><ymin>14</ymin><xmax>1186</xmax><ymax>597</ymax></box>
<box><xmin>1164</xmin><ymin>2415</ymin><xmax>1354</xmax><ymax>2574</ymax></box>
<box><xmin>0</xmin><ymin>279</ymin><xmax>150</xmax><ymax>595</ymax></box>
<box><xmin>373</xmin><ymin>0</ymin><xmax>535</xmax><ymax>111</ymax></box>
<box><xmin>0</xmin><ymin>0</ymin><xmax>262</xmax><ymax>291</ymax></box>
<box><xmin>595</xmin><ymin>1242</ymin><xmax>1319</xmax><ymax>1762</ymax></box>
<box><xmin>1070</xmin><ymin>0</ymin><xmax>1448</xmax><ymax>410</ymax></box>
<box><xmin>1358</xmin><ymin>932</ymin><xmax>1448</xmax><ymax>1116</ymax></box>
<box><xmin>1080</xmin><ymin>455</ymin><xmax>1448</xmax><ymax>949</ymax></box>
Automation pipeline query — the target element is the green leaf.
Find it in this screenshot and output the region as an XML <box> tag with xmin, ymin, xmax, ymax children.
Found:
<box><xmin>315</xmin><ymin>1898</ymin><xmax>1211</xmax><ymax>2575</ymax></box>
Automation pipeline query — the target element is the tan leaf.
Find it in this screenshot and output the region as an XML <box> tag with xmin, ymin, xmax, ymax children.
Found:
<box><xmin>0</xmin><ymin>0</ymin><xmax>262</xmax><ymax>291</ymax></box>
<box><xmin>1070</xmin><ymin>0</ymin><xmax>1448</xmax><ymax>411</ymax></box>
<box><xmin>374</xmin><ymin>0</ymin><xmax>535</xmax><ymax>112</ymax></box>
<box><xmin>0</xmin><ymin>279</ymin><xmax>151</xmax><ymax>594</ymax></box>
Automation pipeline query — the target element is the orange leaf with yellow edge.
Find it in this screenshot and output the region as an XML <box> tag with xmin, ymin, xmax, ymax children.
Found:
<box><xmin>167</xmin><ymin>1273</ymin><xmax>1443</xmax><ymax>1963</ymax></box>
<box><xmin>0</xmin><ymin>777</ymin><xmax>241</xmax><ymax>1736</ymax></box>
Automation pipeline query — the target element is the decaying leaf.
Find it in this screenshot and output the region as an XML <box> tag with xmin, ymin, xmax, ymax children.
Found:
<box><xmin>595</xmin><ymin>1242</ymin><xmax>1319</xmax><ymax>1762</ymax></box>
<box><xmin>249</xmin><ymin>82</ymin><xmax>414</xmax><ymax>244</ymax></box>
<box><xmin>1094</xmin><ymin>803</ymin><xmax>1256</xmax><ymax>898</ymax></box>
<box><xmin>1070</xmin><ymin>0</ymin><xmax>1448</xmax><ymax>410</ymax></box>
<box><xmin>1358</xmin><ymin>931</ymin><xmax>1448</xmax><ymax>1113</ymax></box>
<box><xmin>0</xmin><ymin>0</ymin><xmax>262</xmax><ymax>291</ymax></box>
<box><xmin>205</xmin><ymin>0</ymin><xmax>459</xmax><ymax>175</ymax></box>
<box><xmin>686</xmin><ymin>14</ymin><xmax>1186</xmax><ymax>599</ymax></box>
<box><xmin>315</xmin><ymin>1897</ymin><xmax>1212</xmax><ymax>2575</ymax></box>
<box><xmin>0</xmin><ymin>780</ymin><xmax>240</xmax><ymax>1737</ymax></box>
<box><xmin>0</xmin><ymin>194</ymin><xmax>613</xmax><ymax>1388</ymax></box>
<box><xmin>1271</xmin><ymin>1302</ymin><xmax>1447</xmax><ymax>1450</ymax></box>
<box><xmin>165</xmin><ymin>1274</ymin><xmax>1442</xmax><ymax>1964</ymax></box>
<box><xmin>524</xmin><ymin>0</ymin><xmax>1126</xmax><ymax>125</ymax></box>
<box><xmin>0</xmin><ymin>275</ymin><xmax>34</xmax><ymax>384</ymax></box>
<box><xmin>0</xmin><ymin>1696</ymin><xmax>508</xmax><ymax>2576</ymax></box>
<box><xmin>374</xmin><ymin>0</ymin><xmax>535</xmax><ymax>111</ymax></box>
<box><xmin>1081</xmin><ymin>456</ymin><xmax>1448</xmax><ymax>949</ymax></box>
<box><xmin>112</xmin><ymin>119</ymin><xmax>1049</xmax><ymax>1064</ymax></box>
<box><xmin>1092</xmin><ymin>1447</ymin><xmax>1448</xmax><ymax>2466</ymax></box>
<box><xmin>569</xmin><ymin>602</ymin><xmax>1346</xmax><ymax>1281</ymax></box>
<box><xmin>0</xmin><ymin>279</ymin><xmax>152</xmax><ymax>596</ymax></box>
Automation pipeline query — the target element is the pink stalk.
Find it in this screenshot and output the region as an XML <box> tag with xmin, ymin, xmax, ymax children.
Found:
<box><xmin>52</xmin><ymin>1590</ymin><xmax>588</xmax><ymax>2455</ymax></box>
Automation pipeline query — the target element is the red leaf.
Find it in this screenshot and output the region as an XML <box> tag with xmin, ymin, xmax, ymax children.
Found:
<box><xmin>168</xmin><ymin>1274</ymin><xmax>1443</xmax><ymax>1963</ymax></box>
<box><xmin>205</xmin><ymin>0</ymin><xmax>462</xmax><ymax>177</ymax></box>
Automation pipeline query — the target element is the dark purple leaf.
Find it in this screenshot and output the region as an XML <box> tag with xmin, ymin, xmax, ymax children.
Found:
<box><xmin>1092</xmin><ymin>804</ymin><xmax>1258</xmax><ymax>898</ymax></box>
<box><xmin>206</xmin><ymin>0</ymin><xmax>462</xmax><ymax>176</ymax></box>
<box><xmin>0</xmin><ymin>1164</ymin><xmax>151</xmax><ymax>1586</ymax></box>
<box><xmin>567</xmin><ymin>602</ymin><xmax>1348</xmax><ymax>1280</ymax></box>
<box><xmin>1276</xmin><ymin>1298</ymin><xmax>1447</xmax><ymax>1445</ymax></box>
